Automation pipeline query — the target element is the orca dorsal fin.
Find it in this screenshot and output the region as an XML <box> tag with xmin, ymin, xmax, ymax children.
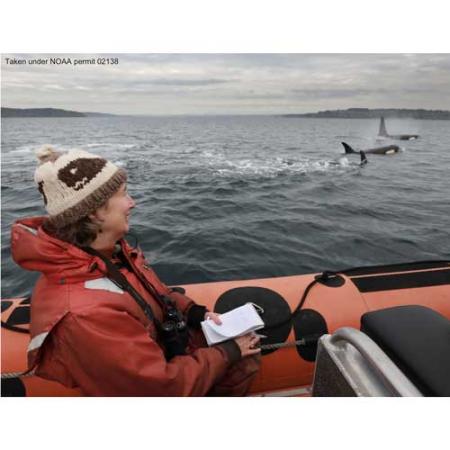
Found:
<box><xmin>360</xmin><ymin>150</ymin><xmax>368</xmax><ymax>166</ymax></box>
<box><xmin>379</xmin><ymin>117</ymin><xmax>388</xmax><ymax>136</ymax></box>
<box><xmin>341</xmin><ymin>142</ymin><xmax>356</xmax><ymax>154</ymax></box>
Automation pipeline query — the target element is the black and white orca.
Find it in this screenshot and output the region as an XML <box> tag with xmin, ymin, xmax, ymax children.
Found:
<box><xmin>342</xmin><ymin>141</ymin><xmax>400</xmax><ymax>156</ymax></box>
<box><xmin>378</xmin><ymin>117</ymin><xmax>419</xmax><ymax>141</ymax></box>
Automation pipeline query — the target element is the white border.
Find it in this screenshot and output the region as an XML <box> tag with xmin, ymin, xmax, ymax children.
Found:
<box><xmin>1</xmin><ymin>1</ymin><xmax>448</xmax><ymax>449</ymax></box>
<box><xmin>1</xmin><ymin>0</ymin><xmax>450</xmax><ymax>53</ymax></box>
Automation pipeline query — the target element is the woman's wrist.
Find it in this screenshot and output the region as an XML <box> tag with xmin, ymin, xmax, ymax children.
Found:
<box><xmin>218</xmin><ymin>340</ymin><xmax>241</xmax><ymax>364</ymax></box>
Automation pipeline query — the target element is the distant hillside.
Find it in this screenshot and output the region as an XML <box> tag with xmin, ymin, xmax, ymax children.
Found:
<box><xmin>2</xmin><ymin>107</ymin><xmax>85</xmax><ymax>118</ymax></box>
<box><xmin>1</xmin><ymin>107</ymin><xmax>116</xmax><ymax>118</ymax></box>
<box><xmin>282</xmin><ymin>108</ymin><xmax>450</xmax><ymax>120</ymax></box>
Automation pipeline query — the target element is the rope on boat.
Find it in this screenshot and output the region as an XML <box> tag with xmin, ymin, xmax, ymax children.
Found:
<box><xmin>260</xmin><ymin>338</ymin><xmax>308</xmax><ymax>350</ymax></box>
<box><xmin>1</xmin><ymin>369</ymin><xmax>35</xmax><ymax>379</ymax></box>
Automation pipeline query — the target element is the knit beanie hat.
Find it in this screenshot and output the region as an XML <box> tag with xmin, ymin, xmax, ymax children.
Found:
<box><xmin>34</xmin><ymin>145</ymin><xmax>127</xmax><ymax>227</ymax></box>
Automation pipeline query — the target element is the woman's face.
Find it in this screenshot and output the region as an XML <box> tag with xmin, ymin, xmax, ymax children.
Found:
<box><xmin>95</xmin><ymin>183</ymin><xmax>136</xmax><ymax>240</ymax></box>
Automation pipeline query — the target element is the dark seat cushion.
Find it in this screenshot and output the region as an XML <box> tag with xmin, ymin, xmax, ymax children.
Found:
<box><xmin>361</xmin><ymin>305</ymin><xmax>450</xmax><ymax>396</ymax></box>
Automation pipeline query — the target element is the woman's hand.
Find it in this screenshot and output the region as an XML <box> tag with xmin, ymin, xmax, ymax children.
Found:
<box><xmin>233</xmin><ymin>333</ymin><xmax>261</xmax><ymax>357</ymax></box>
<box><xmin>204</xmin><ymin>311</ymin><xmax>222</xmax><ymax>325</ymax></box>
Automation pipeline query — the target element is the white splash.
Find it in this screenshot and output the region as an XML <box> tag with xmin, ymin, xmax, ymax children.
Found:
<box><xmin>85</xmin><ymin>143</ymin><xmax>137</xmax><ymax>149</ymax></box>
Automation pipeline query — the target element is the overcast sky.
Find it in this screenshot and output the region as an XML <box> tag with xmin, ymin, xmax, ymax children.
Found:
<box><xmin>2</xmin><ymin>53</ymin><xmax>450</xmax><ymax>115</ymax></box>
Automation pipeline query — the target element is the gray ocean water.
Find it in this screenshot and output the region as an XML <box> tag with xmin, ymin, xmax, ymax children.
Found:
<box><xmin>2</xmin><ymin>116</ymin><xmax>449</xmax><ymax>298</ymax></box>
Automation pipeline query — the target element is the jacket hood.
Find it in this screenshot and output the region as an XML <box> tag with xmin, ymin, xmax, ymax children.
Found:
<box><xmin>11</xmin><ymin>216</ymin><xmax>103</xmax><ymax>283</ymax></box>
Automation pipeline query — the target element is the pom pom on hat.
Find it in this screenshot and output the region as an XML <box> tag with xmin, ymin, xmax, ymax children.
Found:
<box><xmin>36</xmin><ymin>144</ymin><xmax>62</xmax><ymax>165</ymax></box>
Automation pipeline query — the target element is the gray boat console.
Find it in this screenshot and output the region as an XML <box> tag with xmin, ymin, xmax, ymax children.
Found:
<box><xmin>312</xmin><ymin>305</ymin><xmax>450</xmax><ymax>397</ymax></box>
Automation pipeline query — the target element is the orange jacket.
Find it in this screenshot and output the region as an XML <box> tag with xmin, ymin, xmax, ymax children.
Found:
<box><xmin>11</xmin><ymin>217</ymin><xmax>240</xmax><ymax>396</ymax></box>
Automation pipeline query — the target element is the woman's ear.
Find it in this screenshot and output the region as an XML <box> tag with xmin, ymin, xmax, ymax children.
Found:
<box><xmin>89</xmin><ymin>210</ymin><xmax>104</xmax><ymax>224</ymax></box>
<box><xmin>90</xmin><ymin>200</ymin><xmax>109</xmax><ymax>223</ymax></box>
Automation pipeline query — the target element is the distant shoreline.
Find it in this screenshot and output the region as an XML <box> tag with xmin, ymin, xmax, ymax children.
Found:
<box><xmin>281</xmin><ymin>108</ymin><xmax>450</xmax><ymax>120</ymax></box>
<box><xmin>2</xmin><ymin>106</ymin><xmax>450</xmax><ymax>119</ymax></box>
<box><xmin>1</xmin><ymin>107</ymin><xmax>115</xmax><ymax>118</ymax></box>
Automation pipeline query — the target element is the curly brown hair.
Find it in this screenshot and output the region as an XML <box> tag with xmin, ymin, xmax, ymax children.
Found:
<box><xmin>42</xmin><ymin>215</ymin><xmax>102</xmax><ymax>248</ymax></box>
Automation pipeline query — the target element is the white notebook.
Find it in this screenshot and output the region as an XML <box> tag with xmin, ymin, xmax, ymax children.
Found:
<box><xmin>201</xmin><ymin>303</ymin><xmax>265</xmax><ymax>346</ymax></box>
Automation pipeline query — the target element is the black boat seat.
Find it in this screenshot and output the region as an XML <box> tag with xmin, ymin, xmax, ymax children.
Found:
<box><xmin>361</xmin><ymin>305</ymin><xmax>450</xmax><ymax>396</ymax></box>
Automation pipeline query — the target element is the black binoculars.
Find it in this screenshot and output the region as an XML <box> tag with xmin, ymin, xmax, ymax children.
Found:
<box><xmin>157</xmin><ymin>297</ymin><xmax>189</xmax><ymax>360</ymax></box>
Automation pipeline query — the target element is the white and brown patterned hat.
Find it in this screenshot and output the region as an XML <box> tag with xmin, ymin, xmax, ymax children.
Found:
<box><xmin>34</xmin><ymin>145</ymin><xmax>127</xmax><ymax>227</ymax></box>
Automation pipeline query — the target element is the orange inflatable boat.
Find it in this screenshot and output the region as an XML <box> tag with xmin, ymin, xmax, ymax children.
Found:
<box><xmin>2</xmin><ymin>260</ymin><xmax>450</xmax><ymax>396</ymax></box>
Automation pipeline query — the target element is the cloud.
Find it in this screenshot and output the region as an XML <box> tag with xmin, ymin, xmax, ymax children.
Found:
<box><xmin>42</xmin><ymin>84</ymin><xmax>65</xmax><ymax>91</ymax></box>
<box><xmin>145</xmin><ymin>78</ymin><xmax>232</xmax><ymax>86</ymax></box>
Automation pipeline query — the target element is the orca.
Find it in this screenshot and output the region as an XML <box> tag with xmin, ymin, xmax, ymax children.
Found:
<box><xmin>342</xmin><ymin>142</ymin><xmax>400</xmax><ymax>156</ymax></box>
<box><xmin>378</xmin><ymin>117</ymin><xmax>419</xmax><ymax>141</ymax></box>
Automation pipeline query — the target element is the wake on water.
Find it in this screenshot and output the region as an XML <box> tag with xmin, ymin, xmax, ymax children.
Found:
<box><xmin>201</xmin><ymin>151</ymin><xmax>360</xmax><ymax>179</ymax></box>
<box><xmin>6</xmin><ymin>142</ymin><xmax>364</xmax><ymax>192</ymax></box>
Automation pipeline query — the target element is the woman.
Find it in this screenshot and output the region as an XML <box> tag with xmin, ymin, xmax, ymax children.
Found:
<box><xmin>11</xmin><ymin>145</ymin><xmax>261</xmax><ymax>396</ymax></box>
